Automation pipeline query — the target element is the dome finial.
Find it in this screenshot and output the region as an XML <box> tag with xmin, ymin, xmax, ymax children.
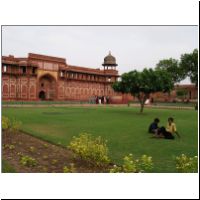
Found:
<box><xmin>102</xmin><ymin>51</ymin><xmax>118</xmax><ymax>67</ymax></box>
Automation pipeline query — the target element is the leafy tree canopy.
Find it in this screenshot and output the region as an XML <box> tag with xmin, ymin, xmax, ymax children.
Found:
<box><xmin>180</xmin><ymin>49</ymin><xmax>198</xmax><ymax>86</ymax></box>
<box><xmin>112</xmin><ymin>68</ymin><xmax>174</xmax><ymax>112</ymax></box>
<box><xmin>156</xmin><ymin>58</ymin><xmax>184</xmax><ymax>84</ymax></box>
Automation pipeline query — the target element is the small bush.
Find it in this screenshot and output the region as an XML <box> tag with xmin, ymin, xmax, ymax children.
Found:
<box><xmin>17</xmin><ymin>152</ymin><xmax>23</xmax><ymax>157</ymax></box>
<box><xmin>4</xmin><ymin>144</ymin><xmax>15</xmax><ymax>150</ymax></box>
<box><xmin>2</xmin><ymin>116</ymin><xmax>21</xmax><ymax>132</ymax></box>
<box><xmin>109</xmin><ymin>165</ymin><xmax>122</xmax><ymax>173</ymax></box>
<box><xmin>10</xmin><ymin>119</ymin><xmax>22</xmax><ymax>132</ymax></box>
<box><xmin>122</xmin><ymin>154</ymin><xmax>138</xmax><ymax>172</ymax></box>
<box><xmin>139</xmin><ymin>154</ymin><xmax>154</xmax><ymax>172</ymax></box>
<box><xmin>51</xmin><ymin>159</ymin><xmax>58</xmax><ymax>165</ymax></box>
<box><xmin>20</xmin><ymin>155</ymin><xmax>37</xmax><ymax>167</ymax></box>
<box><xmin>63</xmin><ymin>163</ymin><xmax>76</xmax><ymax>173</ymax></box>
<box><xmin>29</xmin><ymin>146</ymin><xmax>36</xmax><ymax>152</ymax></box>
<box><xmin>8</xmin><ymin>144</ymin><xmax>15</xmax><ymax>150</ymax></box>
<box><xmin>63</xmin><ymin>166</ymin><xmax>70</xmax><ymax>173</ymax></box>
<box><xmin>176</xmin><ymin>154</ymin><xmax>198</xmax><ymax>173</ymax></box>
<box><xmin>110</xmin><ymin>154</ymin><xmax>153</xmax><ymax>173</ymax></box>
<box><xmin>68</xmin><ymin>133</ymin><xmax>110</xmax><ymax>167</ymax></box>
<box><xmin>43</xmin><ymin>143</ymin><xmax>49</xmax><ymax>148</ymax></box>
<box><xmin>2</xmin><ymin>116</ymin><xmax>11</xmax><ymax>130</ymax></box>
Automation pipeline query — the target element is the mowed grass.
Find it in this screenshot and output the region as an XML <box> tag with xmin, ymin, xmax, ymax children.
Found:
<box><xmin>2</xmin><ymin>106</ymin><xmax>198</xmax><ymax>172</ymax></box>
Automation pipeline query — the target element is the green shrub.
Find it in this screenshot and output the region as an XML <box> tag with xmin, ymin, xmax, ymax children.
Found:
<box><xmin>4</xmin><ymin>144</ymin><xmax>15</xmax><ymax>150</ymax></box>
<box><xmin>2</xmin><ymin>116</ymin><xmax>11</xmax><ymax>130</ymax></box>
<box><xmin>109</xmin><ymin>165</ymin><xmax>122</xmax><ymax>173</ymax></box>
<box><xmin>122</xmin><ymin>154</ymin><xmax>138</xmax><ymax>172</ymax></box>
<box><xmin>20</xmin><ymin>155</ymin><xmax>37</xmax><ymax>167</ymax></box>
<box><xmin>110</xmin><ymin>154</ymin><xmax>153</xmax><ymax>173</ymax></box>
<box><xmin>17</xmin><ymin>152</ymin><xmax>23</xmax><ymax>157</ymax></box>
<box><xmin>63</xmin><ymin>166</ymin><xmax>71</xmax><ymax>173</ymax></box>
<box><xmin>51</xmin><ymin>159</ymin><xmax>58</xmax><ymax>165</ymax></box>
<box><xmin>63</xmin><ymin>163</ymin><xmax>76</xmax><ymax>173</ymax></box>
<box><xmin>8</xmin><ymin>144</ymin><xmax>15</xmax><ymax>150</ymax></box>
<box><xmin>139</xmin><ymin>154</ymin><xmax>154</xmax><ymax>172</ymax></box>
<box><xmin>68</xmin><ymin>133</ymin><xmax>110</xmax><ymax>167</ymax></box>
<box><xmin>43</xmin><ymin>143</ymin><xmax>49</xmax><ymax>148</ymax></box>
<box><xmin>176</xmin><ymin>154</ymin><xmax>198</xmax><ymax>173</ymax></box>
<box><xmin>29</xmin><ymin>146</ymin><xmax>36</xmax><ymax>153</ymax></box>
<box><xmin>2</xmin><ymin>116</ymin><xmax>21</xmax><ymax>132</ymax></box>
<box><xmin>10</xmin><ymin>118</ymin><xmax>22</xmax><ymax>132</ymax></box>
<box><xmin>69</xmin><ymin>163</ymin><xmax>76</xmax><ymax>172</ymax></box>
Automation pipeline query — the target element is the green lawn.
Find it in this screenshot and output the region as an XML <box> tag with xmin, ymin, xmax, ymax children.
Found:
<box><xmin>2</xmin><ymin>106</ymin><xmax>198</xmax><ymax>172</ymax></box>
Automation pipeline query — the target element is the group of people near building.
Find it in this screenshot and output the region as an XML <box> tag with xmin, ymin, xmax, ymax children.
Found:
<box><xmin>148</xmin><ymin>117</ymin><xmax>180</xmax><ymax>140</ymax></box>
<box><xmin>88</xmin><ymin>95</ymin><xmax>110</xmax><ymax>104</ymax></box>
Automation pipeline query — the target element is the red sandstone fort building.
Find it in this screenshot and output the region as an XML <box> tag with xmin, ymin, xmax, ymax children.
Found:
<box><xmin>2</xmin><ymin>52</ymin><xmax>129</xmax><ymax>103</ymax></box>
<box><xmin>1</xmin><ymin>52</ymin><xmax>197</xmax><ymax>103</ymax></box>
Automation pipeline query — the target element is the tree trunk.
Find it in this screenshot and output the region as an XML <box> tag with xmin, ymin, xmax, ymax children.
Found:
<box><xmin>140</xmin><ymin>102</ymin><xmax>145</xmax><ymax>113</ymax></box>
<box><xmin>138</xmin><ymin>93</ymin><xmax>148</xmax><ymax>113</ymax></box>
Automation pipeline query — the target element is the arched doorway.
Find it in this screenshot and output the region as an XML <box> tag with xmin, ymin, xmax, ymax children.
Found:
<box><xmin>38</xmin><ymin>74</ymin><xmax>56</xmax><ymax>100</ymax></box>
<box><xmin>39</xmin><ymin>91</ymin><xmax>46</xmax><ymax>100</ymax></box>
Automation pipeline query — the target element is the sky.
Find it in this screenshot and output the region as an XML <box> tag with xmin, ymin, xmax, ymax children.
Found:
<box><xmin>2</xmin><ymin>26</ymin><xmax>198</xmax><ymax>83</ymax></box>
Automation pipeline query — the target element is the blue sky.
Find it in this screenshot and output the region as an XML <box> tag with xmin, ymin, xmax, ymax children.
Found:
<box><xmin>2</xmin><ymin>26</ymin><xmax>198</xmax><ymax>83</ymax></box>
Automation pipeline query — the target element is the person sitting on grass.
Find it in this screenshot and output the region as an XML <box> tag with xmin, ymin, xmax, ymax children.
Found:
<box><xmin>154</xmin><ymin>117</ymin><xmax>180</xmax><ymax>139</ymax></box>
<box><xmin>148</xmin><ymin>118</ymin><xmax>160</xmax><ymax>134</ymax></box>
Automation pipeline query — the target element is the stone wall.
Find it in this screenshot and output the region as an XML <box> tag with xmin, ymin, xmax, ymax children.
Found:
<box><xmin>2</xmin><ymin>75</ymin><xmax>37</xmax><ymax>101</ymax></box>
<box><xmin>57</xmin><ymin>80</ymin><xmax>118</xmax><ymax>101</ymax></box>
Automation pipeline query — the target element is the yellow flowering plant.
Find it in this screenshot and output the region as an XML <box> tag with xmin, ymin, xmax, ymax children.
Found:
<box><xmin>68</xmin><ymin>133</ymin><xmax>110</xmax><ymax>167</ymax></box>
<box><xmin>110</xmin><ymin>154</ymin><xmax>153</xmax><ymax>173</ymax></box>
<box><xmin>176</xmin><ymin>154</ymin><xmax>198</xmax><ymax>173</ymax></box>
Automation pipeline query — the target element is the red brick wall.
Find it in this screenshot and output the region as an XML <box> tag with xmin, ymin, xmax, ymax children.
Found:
<box><xmin>2</xmin><ymin>75</ymin><xmax>37</xmax><ymax>101</ymax></box>
<box><xmin>57</xmin><ymin>80</ymin><xmax>118</xmax><ymax>101</ymax></box>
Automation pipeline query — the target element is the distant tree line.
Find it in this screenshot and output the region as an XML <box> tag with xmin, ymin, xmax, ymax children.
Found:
<box><xmin>156</xmin><ymin>49</ymin><xmax>198</xmax><ymax>86</ymax></box>
<box><xmin>112</xmin><ymin>49</ymin><xmax>198</xmax><ymax>113</ymax></box>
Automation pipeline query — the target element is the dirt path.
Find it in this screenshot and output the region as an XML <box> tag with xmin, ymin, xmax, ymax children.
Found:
<box><xmin>2</xmin><ymin>131</ymin><xmax>110</xmax><ymax>173</ymax></box>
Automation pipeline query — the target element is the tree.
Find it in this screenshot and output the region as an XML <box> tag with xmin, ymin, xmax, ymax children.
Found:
<box><xmin>156</xmin><ymin>58</ymin><xmax>185</xmax><ymax>84</ymax></box>
<box><xmin>112</xmin><ymin>68</ymin><xmax>174</xmax><ymax>113</ymax></box>
<box><xmin>180</xmin><ymin>49</ymin><xmax>198</xmax><ymax>86</ymax></box>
